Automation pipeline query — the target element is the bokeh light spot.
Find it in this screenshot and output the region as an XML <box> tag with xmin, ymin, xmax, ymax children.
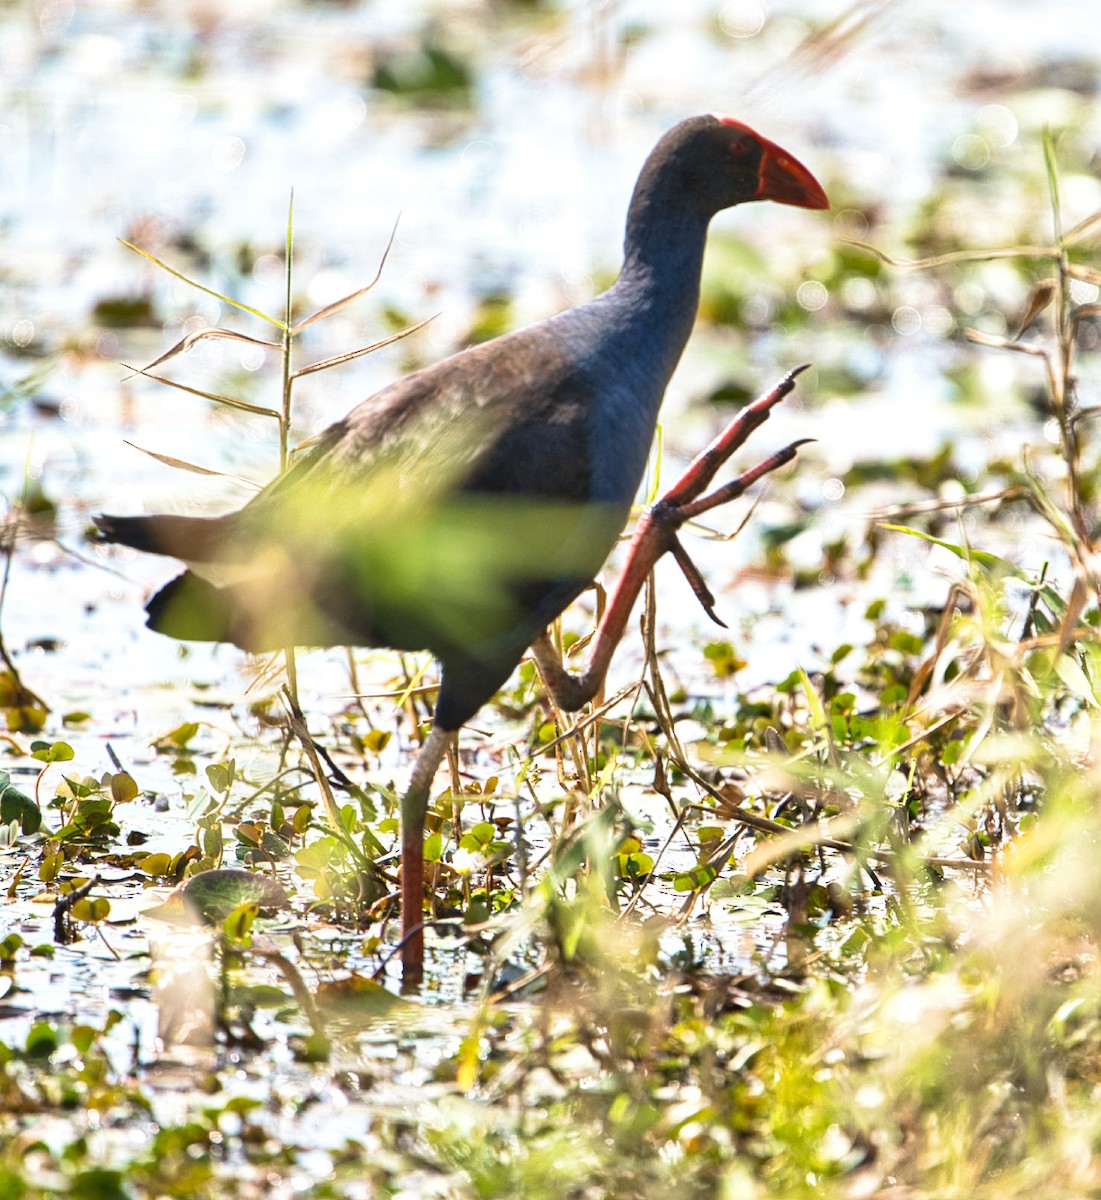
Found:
<box><xmin>212</xmin><ymin>136</ymin><xmax>246</xmax><ymax>172</ymax></box>
<box><xmin>718</xmin><ymin>0</ymin><xmax>767</xmax><ymax>38</ymax></box>
<box><xmin>951</xmin><ymin>134</ymin><xmax>990</xmax><ymax>171</ymax></box>
<box><xmin>796</xmin><ymin>280</ymin><xmax>828</xmax><ymax>311</ymax></box>
<box><xmin>891</xmin><ymin>305</ymin><xmax>921</xmax><ymax>335</ymax></box>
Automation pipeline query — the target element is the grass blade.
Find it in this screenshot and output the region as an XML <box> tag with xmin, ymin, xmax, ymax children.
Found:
<box><xmin>1042</xmin><ymin>125</ymin><xmax>1062</xmax><ymax>242</ymax></box>
<box><xmin>123</xmin><ymin>441</ymin><xmax>263</xmax><ymax>488</ymax></box>
<box><xmin>1062</xmin><ymin>206</ymin><xmax>1101</xmax><ymax>247</ymax></box>
<box><xmin>843</xmin><ymin>239</ymin><xmax>1057</xmax><ymax>270</ymax></box>
<box><xmin>880</xmin><ymin>522</ymin><xmax>1028</xmax><ymax>578</ymax></box>
<box><xmin>289</xmin><ymin>317</ymin><xmax>433</xmax><ymax>381</ymax></box>
<box><xmin>121</xmin><ymin>364</ymin><xmax>282</xmax><ymax>419</ymax></box>
<box><xmin>119</xmin><ymin>239</ymin><xmax>286</xmax><ymax>330</ymax></box>
<box><xmin>132</xmin><ymin>327</ymin><xmax>281</xmax><ymax>375</ymax></box>
<box><xmin>292</xmin><ymin>217</ymin><xmax>400</xmax><ymax>334</ymax></box>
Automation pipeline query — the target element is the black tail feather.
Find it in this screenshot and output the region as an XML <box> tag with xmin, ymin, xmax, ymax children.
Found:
<box><xmin>145</xmin><ymin>572</ymin><xmax>236</xmax><ymax>643</ymax></box>
<box><xmin>92</xmin><ymin>513</ymin><xmax>226</xmax><ymax>561</ymax></box>
<box><xmin>93</xmin><ymin>514</ymin><xmax>164</xmax><ymax>554</ymax></box>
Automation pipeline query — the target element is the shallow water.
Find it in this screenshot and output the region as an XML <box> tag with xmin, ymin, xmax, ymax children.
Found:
<box><xmin>1</xmin><ymin>0</ymin><xmax>1097</xmax><ymax>1133</ymax></box>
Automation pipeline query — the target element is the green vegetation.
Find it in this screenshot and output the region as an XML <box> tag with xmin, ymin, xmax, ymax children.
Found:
<box><xmin>4</xmin><ymin>68</ymin><xmax>1101</xmax><ymax>1200</ymax></box>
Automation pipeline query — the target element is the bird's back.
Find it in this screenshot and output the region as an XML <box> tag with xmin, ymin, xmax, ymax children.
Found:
<box><xmin>122</xmin><ymin>298</ymin><xmax>657</xmax><ymax>668</ymax></box>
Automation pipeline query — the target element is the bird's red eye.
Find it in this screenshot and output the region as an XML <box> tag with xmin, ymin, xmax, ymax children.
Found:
<box><xmin>728</xmin><ymin>139</ymin><xmax>751</xmax><ymax>157</ymax></box>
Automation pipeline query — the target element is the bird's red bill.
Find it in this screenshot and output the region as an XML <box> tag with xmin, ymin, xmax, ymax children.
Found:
<box><xmin>755</xmin><ymin>140</ymin><xmax>829</xmax><ymax>210</ymax></box>
<box><xmin>717</xmin><ymin>116</ymin><xmax>828</xmax><ymax>210</ymax></box>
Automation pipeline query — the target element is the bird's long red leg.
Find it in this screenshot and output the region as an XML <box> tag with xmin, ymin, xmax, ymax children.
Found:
<box><xmin>399</xmin><ymin>724</ymin><xmax>451</xmax><ymax>989</ymax></box>
<box><xmin>532</xmin><ymin>367</ymin><xmax>811</xmax><ymax>711</ymax></box>
<box><xmin>403</xmin><ymin>368</ymin><xmax>809</xmax><ymax>985</ymax></box>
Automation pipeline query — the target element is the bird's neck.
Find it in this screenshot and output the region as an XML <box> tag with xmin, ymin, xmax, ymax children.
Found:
<box><xmin>551</xmin><ymin>206</ymin><xmax>713</xmax><ymax>507</ymax></box>
<box><xmin>611</xmin><ymin>203</ymin><xmax>712</xmax><ymax>376</ymax></box>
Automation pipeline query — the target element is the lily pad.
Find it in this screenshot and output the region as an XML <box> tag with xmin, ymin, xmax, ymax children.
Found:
<box><xmin>145</xmin><ymin>868</ymin><xmax>290</xmax><ymax>925</ymax></box>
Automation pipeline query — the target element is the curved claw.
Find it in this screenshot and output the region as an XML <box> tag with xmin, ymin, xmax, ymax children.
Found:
<box><xmin>671</xmin><ymin>535</ymin><xmax>728</xmax><ymax>628</ymax></box>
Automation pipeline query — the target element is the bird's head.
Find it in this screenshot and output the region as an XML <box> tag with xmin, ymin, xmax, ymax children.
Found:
<box><xmin>642</xmin><ymin>114</ymin><xmax>829</xmax><ymax>217</ymax></box>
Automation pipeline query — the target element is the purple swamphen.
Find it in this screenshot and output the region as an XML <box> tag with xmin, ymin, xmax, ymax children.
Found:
<box><xmin>95</xmin><ymin>115</ymin><xmax>828</xmax><ymax>983</ymax></box>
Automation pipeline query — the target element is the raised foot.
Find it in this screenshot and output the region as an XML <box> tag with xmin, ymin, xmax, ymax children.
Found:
<box><xmin>638</xmin><ymin>366</ymin><xmax>814</xmax><ymax>625</ymax></box>
<box><xmin>533</xmin><ymin>366</ymin><xmax>813</xmax><ymax>714</ymax></box>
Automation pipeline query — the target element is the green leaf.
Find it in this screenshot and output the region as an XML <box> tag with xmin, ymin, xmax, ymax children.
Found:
<box><xmin>68</xmin><ymin>1169</ymin><xmax>130</xmax><ymax>1200</ymax></box>
<box><xmin>362</xmin><ymin>728</ymin><xmax>392</xmax><ymax>754</ymax></box>
<box><xmin>72</xmin><ymin>897</ymin><xmax>111</xmax><ymax>923</ymax></box>
<box><xmin>941</xmin><ymin>740</ymin><xmax>965</xmax><ymax>767</ymax></box>
<box><xmin>1055</xmin><ymin>654</ymin><xmax>1100</xmax><ymax>709</ymax></box>
<box><xmin>223</xmin><ymin>902</ymin><xmax>258</xmax><ymax>943</ymax></box>
<box><xmin>164</xmin><ymin>722</ymin><xmax>199</xmax><ymax>749</ymax></box>
<box><xmin>798</xmin><ymin>668</ymin><xmax>828</xmax><ymax>731</ymax></box>
<box><xmin>25</xmin><ymin>1021</ymin><xmax>59</xmax><ymax>1059</ymax></box>
<box><xmin>830</xmin><ymin>643</ymin><xmax>854</xmax><ymax>666</ymax></box>
<box><xmin>181</xmin><ymin>868</ymin><xmax>289</xmax><ymax>922</ymax></box>
<box><xmin>673</xmin><ymin>866</ymin><xmax>718</xmax><ymax>893</ymax></box>
<box><xmin>39</xmin><ymin>852</ymin><xmax>62</xmax><ymax>883</ymax></box>
<box><xmin>0</xmin><ymin>772</ymin><xmax>41</xmax><ymax>835</ymax></box>
<box><xmin>0</xmin><ymin>933</ymin><xmax>23</xmax><ymax>962</ymax></box>
<box><xmin>206</xmin><ymin>760</ymin><xmax>236</xmax><ymax>794</ymax></box>
<box><xmin>108</xmin><ymin>771</ymin><xmax>139</xmax><ymax>803</ymax></box>
<box><xmin>703</xmin><ymin>640</ymin><xmax>746</xmax><ymax>678</ymax></box>
<box><xmin>139</xmin><ymin>852</ymin><xmax>174</xmax><ymax>877</ymax></box>
<box><xmin>469</xmin><ymin>822</ymin><xmax>497</xmax><ymax>848</ymax></box>
<box><xmin>71</xmin><ymin>1025</ymin><xmax>97</xmax><ymax>1054</ymax></box>
<box><xmin>30</xmin><ymin>740</ymin><xmax>74</xmax><ymax>763</ymax></box>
